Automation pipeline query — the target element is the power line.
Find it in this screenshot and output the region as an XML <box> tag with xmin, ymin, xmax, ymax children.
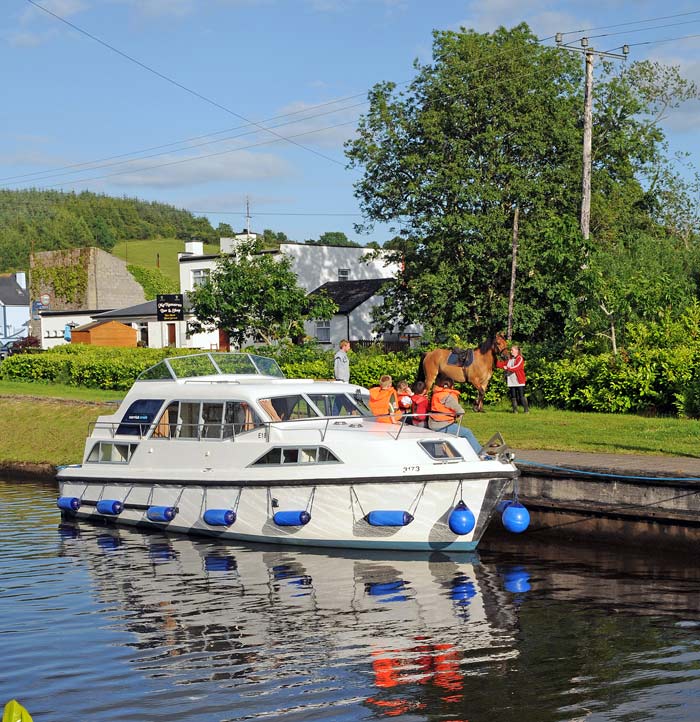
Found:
<box><xmin>0</xmin><ymin>94</ymin><xmax>372</xmax><ymax>184</ymax></box>
<box><xmin>0</xmin><ymin>100</ymin><xmax>369</xmax><ymax>187</ymax></box>
<box><xmin>25</xmin><ymin>0</ymin><xmax>345</xmax><ymax>167</ymax></box>
<box><xmin>21</xmin><ymin>120</ymin><xmax>358</xmax><ymax>190</ymax></box>
<box><xmin>2</xmin><ymin>42</ymin><xmax>552</xmax><ymax>191</ymax></box>
<box><xmin>190</xmin><ymin>210</ymin><xmax>363</xmax><ymax>217</ymax></box>
<box><xmin>553</xmin><ymin>9</ymin><xmax>700</xmax><ymax>38</ymax></box>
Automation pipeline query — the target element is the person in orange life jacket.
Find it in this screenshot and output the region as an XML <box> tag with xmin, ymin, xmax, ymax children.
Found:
<box><xmin>428</xmin><ymin>375</ymin><xmax>481</xmax><ymax>452</ymax></box>
<box><xmin>368</xmin><ymin>375</ymin><xmax>401</xmax><ymax>423</ymax></box>
<box><xmin>411</xmin><ymin>380</ymin><xmax>429</xmax><ymax>428</ymax></box>
<box><xmin>497</xmin><ymin>344</ymin><xmax>529</xmax><ymax>413</ymax></box>
<box><xmin>396</xmin><ymin>380</ymin><xmax>413</xmax><ymax>423</ymax></box>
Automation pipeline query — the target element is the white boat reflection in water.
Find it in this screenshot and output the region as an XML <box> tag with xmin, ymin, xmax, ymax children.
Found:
<box><xmin>58</xmin><ymin>521</ymin><xmax>524</xmax><ymax>716</ymax></box>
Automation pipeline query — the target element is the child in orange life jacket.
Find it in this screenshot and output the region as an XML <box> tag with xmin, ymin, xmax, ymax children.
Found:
<box><xmin>368</xmin><ymin>375</ymin><xmax>401</xmax><ymax>423</ymax></box>
<box><xmin>411</xmin><ymin>381</ymin><xmax>429</xmax><ymax>427</ymax></box>
<box><xmin>396</xmin><ymin>380</ymin><xmax>413</xmax><ymax>422</ymax></box>
<box><xmin>428</xmin><ymin>375</ymin><xmax>481</xmax><ymax>452</ymax></box>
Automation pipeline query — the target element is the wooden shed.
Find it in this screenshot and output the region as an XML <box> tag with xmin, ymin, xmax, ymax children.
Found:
<box><xmin>71</xmin><ymin>320</ymin><xmax>137</xmax><ymax>347</ymax></box>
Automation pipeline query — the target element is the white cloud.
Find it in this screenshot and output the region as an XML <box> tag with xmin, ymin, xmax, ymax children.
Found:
<box><xmin>270</xmin><ymin>99</ymin><xmax>362</xmax><ymax>149</ymax></box>
<box><xmin>107</xmin><ymin>149</ymin><xmax>292</xmax><ymax>188</ymax></box>
<box><xmin>20</xmin><ymin>0</ymin><xmax>88</xmax><ymax>24</ymax></box>
<box><xmin>7</xmin><ymin>31</ymin><xmax>47</xmax><ymax>48</ymax></box>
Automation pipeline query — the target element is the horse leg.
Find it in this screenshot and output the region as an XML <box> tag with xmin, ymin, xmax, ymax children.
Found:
<box><xmin>473</xmin><ymin>388</ymin><xmax>485</xmax><ymax>413</ymax></box>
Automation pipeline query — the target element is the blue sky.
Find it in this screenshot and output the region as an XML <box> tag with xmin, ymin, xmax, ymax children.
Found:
<box><xmin>2</xmin><ymin>0</ymin><xmax>700</xmax><ymax>246</ymax></box>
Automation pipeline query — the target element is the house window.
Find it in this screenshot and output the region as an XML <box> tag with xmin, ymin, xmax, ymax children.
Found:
<box><xmin>315</xmin><ymin>320</ymin><xmax>331</xmax><ymax>343</ymax></box>
<box><xmin>192</xmin><ymin>268</ymin><xmax>210</xmax><ymax>287</ymax></box>
<box><xmin>337</xmin><ymin>268</ymin><xmax>350</xmax><ymax>281</ymax></box>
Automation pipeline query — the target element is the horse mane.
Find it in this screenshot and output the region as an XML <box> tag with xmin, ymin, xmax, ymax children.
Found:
<box><xmin>415</xmin><ymin>353</ymin><xmax>427</xmax><ymax>385</ymax></box>
<box><xmin>477</xmin><ymin>337</ymin><xmax>494</xmax><ymax>354</ymax></box>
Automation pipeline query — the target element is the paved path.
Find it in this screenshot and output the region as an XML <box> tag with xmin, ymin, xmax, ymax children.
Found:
<box><xmin>513</xmin><ymin>449</ymin><xmax>700</xmax><ymax>480</ymax></box>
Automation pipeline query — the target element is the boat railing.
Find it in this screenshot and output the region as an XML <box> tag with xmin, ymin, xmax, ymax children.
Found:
<box><xmin>89</xmin><ymin>413</ymin><xmax>466</xmax><ymax>442</ymax></box>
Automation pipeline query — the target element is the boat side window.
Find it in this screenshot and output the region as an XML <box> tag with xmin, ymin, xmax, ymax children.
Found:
<box><xmin>307</xmin><ymin>393</ymin><xmax>359</xmax><ymax>417</ymax></box>
<box><xmin>224</xmin><ymin>401</ymin><xmax>262</xmax><ymax>437</ymax></box>
<box><xmin>418</xmin><ymin>440</ymin><xmax>463</xmax><ymax>461</ymax></box>
<box><xmin>202</xmin><ymin>402</ymin><xmax>224</xmax><ymax>439</ymax></box>
<box><xmin>259</xmin><ymin>395</ymin><xmax>319</xmax><ymax>421</ymax></box>
<box><xmin>178</xmin><ymin>402</ymin><xmax>201</xmax><ymax>439</ymax></box>
<box><xmin>87</xmin><ymin>441</ymin><xmax>138</xmax><ymax>463</ymax></box>
<box><xmin>116</xmin><ymin>399</ymin><xmax>164</xmax><ymax>436</ymax></box>
<box><xmin>251</xmin><ymin>446</ymin><xmax>339</xmax><ymax>465</ymax></box>
<box><xmin>152</xmin><ymin>401</ymin><xmax>179</xmax><ymax>438</ymax></box>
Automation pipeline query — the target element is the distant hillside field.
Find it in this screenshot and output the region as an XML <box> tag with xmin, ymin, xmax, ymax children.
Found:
<box><xmin>112</xmin><ymin>238</ymin><xmax>219</xmax><ymax>285</ymax></box>
<box><xmin>0</xmin><ymin>189</ymin><xmax>223</xmax><ymax>273</ymax></box>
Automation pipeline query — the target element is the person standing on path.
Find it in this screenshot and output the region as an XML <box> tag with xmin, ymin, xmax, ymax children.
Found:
<box><xmin>334</xmin><ymin>340</ymin><xmax>351</xmax><ymax>382</ymax></box>
<box><xmin>497</xmin><ymin>345</ymin><xmax>529</xmax><ymax>413</ymax></box>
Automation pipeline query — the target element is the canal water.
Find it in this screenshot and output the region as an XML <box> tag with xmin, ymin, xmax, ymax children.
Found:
<box><xmin>3</xmin><ymin>479</ymin><xmax>700</xmax><ymax>722</ymax></box>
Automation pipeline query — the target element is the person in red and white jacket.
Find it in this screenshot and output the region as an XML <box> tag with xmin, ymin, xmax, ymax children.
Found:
<box><xmin>497</xmin><ymin>345</ymin><xmax>529</xmax><ymax>413</ymax></box>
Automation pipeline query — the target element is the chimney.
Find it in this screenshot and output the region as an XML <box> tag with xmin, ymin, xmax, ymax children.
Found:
<box><xmin>184</xmin><ymin>240</ymin><xmax>204</xmax><ymax>255</ymax></box>
<box><xmin>15</xmin><ymin>272</ymin><xmax>26</xmax><ymax>290</ymax></box>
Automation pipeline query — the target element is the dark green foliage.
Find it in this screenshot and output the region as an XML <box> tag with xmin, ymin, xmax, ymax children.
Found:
<box><xmin>0</xmin><ymin>189</ymin><xmax>216</xmax><ymax>272</ymax></box>
<box><xmin>127</xmin><ymin>264</ymin><xmax>178</xmax><ymax>299</ymax></box>
<box><xmin>346</xmin><ymin>25</ymin><xmax>699</xmax><ymax>354</ymax></box>
<box><xmin>305</xmin><ymin>231</ymin><xmax>360</xmax><ymax>247</ymax></box>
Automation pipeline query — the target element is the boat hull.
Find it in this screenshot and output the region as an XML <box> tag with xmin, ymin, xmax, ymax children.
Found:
<box><xmin>58</xmin><ymin>475</ymin><xmax>510</xmax><ymax>551</ymax></box>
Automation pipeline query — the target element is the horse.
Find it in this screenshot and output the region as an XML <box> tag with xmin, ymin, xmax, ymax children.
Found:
<box><xmin>415</xmin><ymin>333</ymin><xmax>509</xmax><ymax>412</ymax></box>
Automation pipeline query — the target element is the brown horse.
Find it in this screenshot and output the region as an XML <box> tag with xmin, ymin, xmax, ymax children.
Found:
<box><xmin>416</xmin><ymin>333</ymin><xmax>509</xmax><ymax>412</ymax></box>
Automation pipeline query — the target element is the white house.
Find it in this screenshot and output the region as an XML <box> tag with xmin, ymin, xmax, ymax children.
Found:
<box><xmin>0</xmin><ymin>272</ymin><xmax>30</xmax><ymax>351</ymax></box>
<box><xmin>177</xmin><ymin>236</ymin><xmax>405</xmax><ymax>348</ymax></box>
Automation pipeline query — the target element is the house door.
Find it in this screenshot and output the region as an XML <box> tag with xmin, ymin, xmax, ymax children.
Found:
<box><xmin>167</xmin><ymin>323</ymin><xmax>176</xmax><ymax>347</ymax></box>
<box><xmin>218</xmin><ymin>328</ymin><xmax>230</xmax><ymax>352</ymax></box>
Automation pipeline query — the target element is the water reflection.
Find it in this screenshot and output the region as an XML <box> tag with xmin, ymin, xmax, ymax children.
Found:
<box><xmin>5</xmin><ymin>479</ymin><xmax>700</xmax><ymax>721</ymax></box>
<box><xmin>52</xmin><ymin>519</ymin><xmax>521</xmax><ymax>719</ymax></box>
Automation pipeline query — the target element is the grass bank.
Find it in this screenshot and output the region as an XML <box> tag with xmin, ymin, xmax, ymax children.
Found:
<box><xmin>1</xmin><ymin>381</ymin><xmax>699</xmax><ymax>468</ymax></box>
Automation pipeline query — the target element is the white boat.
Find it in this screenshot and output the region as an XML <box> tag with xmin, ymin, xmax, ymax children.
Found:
<box><xmin>56</xmin><ymin>352</ymin><xmax>518</xmax><ymax>551</ymax></box>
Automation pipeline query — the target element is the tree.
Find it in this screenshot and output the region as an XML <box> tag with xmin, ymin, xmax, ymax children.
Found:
<box><xmin>346</xmin><ymin>25</ymin><xmax>587</xmax><ymax>344</ymax></box>
<box><xmin>306</xmin><ymin>231</ymin><xmax>359</xmax><ymax>247</ymax></box>
<box><xmin>216</xmin><ymin>222</ymin><xmax>235</xmax><ymax>237</ymax></box>
<box><xmin>346</xmin><ymin>24</ymin><xmax>699</xmax><ymax>351</ymax></box>
<box><xmin>260</xmin><ymin>229</ymin><xmax>290</xmax><ymax>249</ymax></box>
<box><xmin>187</xmin><ymin>241</ymin><xmax>338</xmax><ymax>346</ymax></box>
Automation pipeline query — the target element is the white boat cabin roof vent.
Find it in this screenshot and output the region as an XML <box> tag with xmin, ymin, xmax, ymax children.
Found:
<box><xmin>137</xmin><ymin>352</ymin><xmax>285</xmax><ymax>382</ymax></box>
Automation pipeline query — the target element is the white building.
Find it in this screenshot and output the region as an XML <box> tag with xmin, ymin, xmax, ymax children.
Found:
<box><xmin>0</xmin><ymin>272</ymin><xmax>30</xmax><ymax>351</ymax></box>
<box><xmin>178</xmin><ymin>236</ymin><xmax>404</xmax><ymax>348</ymax></box>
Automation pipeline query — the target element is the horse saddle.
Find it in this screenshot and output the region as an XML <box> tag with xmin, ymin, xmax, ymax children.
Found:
<box><xmin>447</xmin><ymin>348</ymin><xmax>474</xmax><ymax>368</ymax></box>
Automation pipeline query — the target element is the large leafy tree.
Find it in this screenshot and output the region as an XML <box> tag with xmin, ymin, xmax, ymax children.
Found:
<box><xmin>346</xmin><ymin>24</ymin><xmax>698</xmax><ymax>350</ymax></box>
<box><xmin>346</xmin><ymin>25</ymin><xmax>586</xmax><ymax>344</ymax></box>
<box><xmin>187</xmin><ymin>241</ymin><xmax>338</xmax><ymax>346</ymax></box>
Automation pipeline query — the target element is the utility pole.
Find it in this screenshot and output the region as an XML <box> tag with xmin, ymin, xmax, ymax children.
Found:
<box><xmin>245</xmin><ymin>196</ymin><xmax>251</xmax><ymax>238</ymax></box>
<box><xmin>555</xmin><ymin>35</ymin><xmax>629</xmax><ymax>240</ymax></box>
<box><xmin>507</xmin><ymin>205</ymin><xmax>519</xmax><ymax>341</ymax></box>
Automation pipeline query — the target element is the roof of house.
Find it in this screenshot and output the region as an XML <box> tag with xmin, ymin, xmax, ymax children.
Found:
<box><xmin>308</xmin><ymin>278</ymin><xmax>389</xmax><ymax>315</ymax></box>
<box><xmin>72</xmin><ymin>320</ymin><xmax>129</xmax><ymax>333</ymax></box>
<box><xmin>0</xmin><ymin>275</ymin><xmax>29</xmax><ymax>306</ymax></box>
<box><xmin>92</xmin><ymin>295</ymin><xmax>193</xmax><ymax>320</ymax></box>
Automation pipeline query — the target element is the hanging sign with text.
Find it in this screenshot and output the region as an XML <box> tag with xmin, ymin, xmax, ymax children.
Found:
<box><xmin>156</xmin><ymin>294</ymin><xmax>184</xmax><ymax>322</ymax></box>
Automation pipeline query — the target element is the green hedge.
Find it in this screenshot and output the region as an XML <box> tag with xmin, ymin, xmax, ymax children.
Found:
<box><xmin>4</xmin><ymin>341</ymin><xmax>699</xmax><ymax>417</ymax></box>
<box><xmin>529</xmin><ymin>346</ymin><xmax>700</xmax><ymax>416</ymax></box>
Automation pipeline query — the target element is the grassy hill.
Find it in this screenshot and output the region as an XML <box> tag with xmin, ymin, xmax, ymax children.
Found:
<box><xmin>112</xmin><ymin>238</ymin><xmax>220</xmax><ymax>285</ymax></box>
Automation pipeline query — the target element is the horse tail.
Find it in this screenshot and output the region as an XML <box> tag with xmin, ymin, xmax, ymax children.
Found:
<box><xmin>415</xmin><ymin>353</ymin><xmax>427</xmax><ymax>386</ymax></box>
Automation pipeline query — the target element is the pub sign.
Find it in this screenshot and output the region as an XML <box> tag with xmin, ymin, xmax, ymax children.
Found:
<box><xmin>157</xmin><ymin>294</ymin><xmax>184</xmax><ymax>322</ymax></box>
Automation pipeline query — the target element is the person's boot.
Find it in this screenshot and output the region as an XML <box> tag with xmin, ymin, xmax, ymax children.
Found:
<box><xmin>523</xmin><ymin>396</ymin><xmax>529</xmax><ymax>413</ymax></box>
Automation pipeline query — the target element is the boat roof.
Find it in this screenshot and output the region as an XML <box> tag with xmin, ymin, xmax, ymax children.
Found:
<box><xmin>137</xmin><ymin>352</ymin><xmax>285</xmax><ymax>382</ymax></box>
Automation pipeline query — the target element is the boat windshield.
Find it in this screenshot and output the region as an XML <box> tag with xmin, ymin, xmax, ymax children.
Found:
<box><xmin>137</xmin><ymin>353</ymin><xmax>285</xmax><ymax>381</ymax></box>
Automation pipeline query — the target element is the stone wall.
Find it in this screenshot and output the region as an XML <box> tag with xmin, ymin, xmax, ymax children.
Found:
<box><xmin>30</xmin><ymin>247</ymin><xmax>146</xmax><ymax>312</ymax></box>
